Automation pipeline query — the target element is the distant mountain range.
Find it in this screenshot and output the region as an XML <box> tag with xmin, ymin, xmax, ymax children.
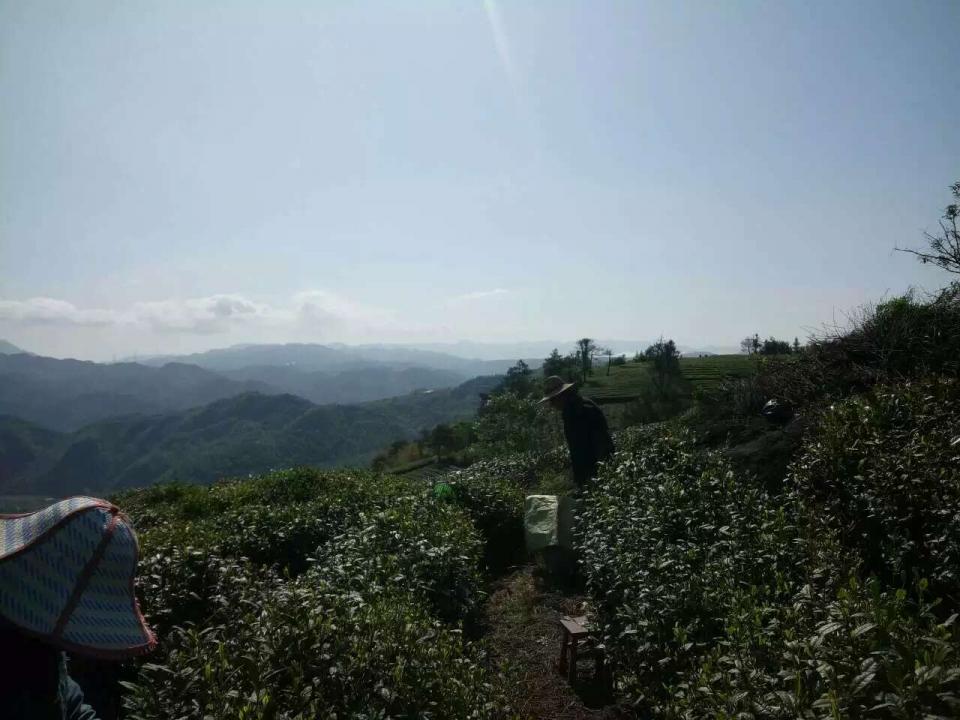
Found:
<box><xmin>136</xmin><ymin>342</ymin><xmax>522</xmax><ymax>377</ymax></box>
<box><xmin>0</xmin><ymin>347</ymin><xmax>511</xmax><ymax>431</ymax></box>
<box><xmin>0</xmin><ymin>339</ymin><xmax>25</xmax><ymax>355</ymax></box>
<box><xmin>0</xmin><ymin>354</ymin><xmax>273</xmax><ymax>431</ymax></box>
<box><xmin>0</xmin><ymin>376</ymin><xmax>499</xmax><ymax>496</ymax></box>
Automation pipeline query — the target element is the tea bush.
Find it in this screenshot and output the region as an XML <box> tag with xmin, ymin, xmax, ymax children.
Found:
<box><xmin>792</xmin><ymin>378</ymin><xmax>960</xmax><ymax>600</ymax></box>
<box><xmin>579</xmin><ymin>424</ymin><xmax>960</xmax><ymax>717</ymax></box>
<box><xmin>579</xmin><ymin>426</ymin><xmax>810</xmax><ymax>709</ymax></box>
<box><xmin>125</xmin><ymin>577</ymin><xmax>504</xmax><ymax>720</ymax></box>
<box><xmin>446</xmin><ymin>456</ymin><xmax>528</xmax><ymax>571</ymax></box>
<box><xmin>312</xmin><ymin>495</ymin><xmax>484</xmax><ymax>625</ymax></box>
<box><xmin>119</xmin><ymin>467</ymin><xmax>512</xmax><ymax>718</ymax></box>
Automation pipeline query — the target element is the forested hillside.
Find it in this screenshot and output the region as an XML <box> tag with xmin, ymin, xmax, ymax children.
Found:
<box><xmin>1</xmin><ymin>376</ymin><xmax>499</xmax><ymax>496</ymax></box>
<box><xmin>0</xmin><ymin>354</ymin><xmax>274</xmax><ymax>430</ymax></box>
<box><xmin>0</xmin><ymin>349</ymin><xmax>507</xmax><ymax>431</ymax></box>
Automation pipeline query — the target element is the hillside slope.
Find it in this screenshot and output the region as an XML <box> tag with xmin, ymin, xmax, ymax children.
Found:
<box><xmin>0</xmin><ymin>415</ymin><xmax>63</xmax><ymax>486</ymax></box>
<box><xmin>0</xmin><ymin>354</ymin><xmax>277</xmax><ymax>431</ymax></box>
<box><xmin>141</xmin><ymin>342</ymin><xmax>518</xmax><ymax>377</ymax></box>
<box><xmin>220</xmin><ymin>363</ymin><xmax>468</xmax><ymax>404</ymax></box>
<box><xmin>6</xmin><ymin>376</ymin><xmax>500</xmax><ymax>495</ymax></box>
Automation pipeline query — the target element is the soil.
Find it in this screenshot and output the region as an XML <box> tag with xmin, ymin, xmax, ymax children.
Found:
<box><xmin>483</xmin><ymin>564</ymin><xmax>629</xmax><ymax>720</ymax></box>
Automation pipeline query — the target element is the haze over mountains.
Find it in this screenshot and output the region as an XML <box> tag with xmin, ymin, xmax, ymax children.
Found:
<box><xmin>0</xmin><ymin>376</ymin><xmax>499</xmax><ymax>495</ymax></box>
<box><xmin>0</xmin><ymin>336</ymin><xmax>733</xmax><ymax>497</ymax></box>
<box><xmin>0</xmin><ymin>339</ymin><xmax>517</xmax><ymax>495</ymax></box>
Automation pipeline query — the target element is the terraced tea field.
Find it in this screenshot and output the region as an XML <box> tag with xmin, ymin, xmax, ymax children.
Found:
<box><xmin>581</xmin><ymin>361</ymin><xmax>656</xmax><ymax>403</ymax></box>
<box><xmin>582</xmin><ymin>354</ymin><xmax>755</xmax><ymax>404</ymax></box>
<box><xmin>679</xmin><ymin>354</ymin><xmax>755</xmax><ymax>391</ymax></box>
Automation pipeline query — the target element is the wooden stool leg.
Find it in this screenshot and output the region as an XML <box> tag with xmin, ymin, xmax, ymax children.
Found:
<box><xmin>595</xmin><ymin>651</ymin><xmax>610</xmax><ymax>697</ymax></box>
<box><xmin>568</xmin><ymin>637</ymin><xmax>578</xmax><ymax>684</ymax></box>
<box><xmin>557</xmin><ymin>631</ymin><xmax>569</xmax><ymax>675</ymax></box>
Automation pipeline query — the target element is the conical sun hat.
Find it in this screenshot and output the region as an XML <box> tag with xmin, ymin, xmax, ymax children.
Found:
<box><xmin>0</xmin><ymin>496</ymin><xmax>156</xmax><ymax>659</ymax></box>
<box><xmin>539</xmin><ymin>375</ymin><xmax>576</xmax><ymax>404</ymax></box>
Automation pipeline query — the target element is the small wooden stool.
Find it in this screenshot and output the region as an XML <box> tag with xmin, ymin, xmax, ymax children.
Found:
<box><xmin>557</xmin><ymin>615</ymin><xmax>606</xmax><ymax>685</ymax></box>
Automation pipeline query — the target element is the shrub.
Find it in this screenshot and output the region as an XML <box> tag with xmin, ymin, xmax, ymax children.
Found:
<box><xmin>473</xmin><ymin>392</ymin><xmax>563</xmax><ymax>457</ymax></box>
<box><xmin>791</xmin><ymin>378</ymin><xmax>960</xmax><ymax>601</ymax></box>
<box><xmin>754</xmin><ymin>287</ymin><xmax>960</xmax><ymax>409</ymax></box>
<box><xmin>119</xmin><ymin>467</ymin><xmax>513</xmax><ymax>718</ymax></box>
<box><xmin>579</xmin><ymin>427</ymin><xmax>808</xmax><ymax>709</ymax></box>
<box><xmin>578</xmin><ymin>423</ymin><xmax>960</xmax><ymax>718</ymax></box>
<box><xmin>667</xmin><ymin>575</ymin><xmax>960</xmax><ymax>719</ymax></box>
<box><xmin>312</xmin><ymin>495</ymin><xmax>484</xmax><ymax>625</ymax></box>
<box><xmin>124</xmin><ymin>578</ymin><xmax>506</xmax><ymax>720</ymax></box>
<box><xmin>446</xmin><ymin>458</ymin><xmax>527</xmax><ymax>572</ymax></box>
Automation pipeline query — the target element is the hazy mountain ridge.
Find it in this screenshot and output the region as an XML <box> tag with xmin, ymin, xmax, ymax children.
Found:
<box><xmin>137</xmin><ymin>342</ymin><xmax>520</xmax><ymax>377</ymax></box>
<box><xmin>0</xmin><ymin>340</ymin><xmax>24</xmax><ymax>355</ymax></box>
<box><xmin>0</xmin><ymin>376</ymin><xmax>501</xmax><ymax>495</ymax></box>
<box><xmin>0</xmin><ymin>354</ymin><xmax>275</xmax><ymax>431</ymax></box>
<box><xmin>0</xmin><ymin>348</ymin><xmax>507</xmax><ymax>431</ymax></box>
<box><xmin>0</xmin><ymin>415</ymin><xmax>63</xmax><ymax>486</ymax></box>
<box><xmin>219</xmin><ymin>364</ymin><xmax>469</xmax><ymax>405</ymax></box>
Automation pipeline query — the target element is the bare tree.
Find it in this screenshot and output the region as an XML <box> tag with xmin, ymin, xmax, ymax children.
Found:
<box><xmin>575</xmin><ymin>338</ymin><xmax>597</xmax><ymax>384</ymax></box>
<box><xmin>740</xmin><ymin>334</ymin><xmax>761</xmax><ymax>355</ymax></box>
<box><xmin>897</xmin><ymin>181</ymin><xmax>960</xmax><ymax>274</ymax></box>
<box><xmin>599</xmin><ymin>347</ymin><xmax>614</xmax><ymax>375</ymax></box>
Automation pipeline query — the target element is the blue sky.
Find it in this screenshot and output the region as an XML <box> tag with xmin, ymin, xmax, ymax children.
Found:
<box><xmin>1</xmin><ymin>0</ymin><xmax>957</xmax><ymax>360</ymax></box>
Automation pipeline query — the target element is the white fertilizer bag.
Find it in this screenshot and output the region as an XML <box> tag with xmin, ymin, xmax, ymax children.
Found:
<box><xmin>524</xmin><ymin>494</ymin><xmax>577</xmax><ymax>552</ymax></box>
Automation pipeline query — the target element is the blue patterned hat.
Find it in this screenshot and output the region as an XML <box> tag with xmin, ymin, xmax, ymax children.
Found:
<box><xmin>0</xmin><ymin>496</ymin><xmax>156</xmax><ymax>659</ymax></box>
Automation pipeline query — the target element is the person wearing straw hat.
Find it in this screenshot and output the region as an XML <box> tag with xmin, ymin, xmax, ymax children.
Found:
<box><xmin>540</xmin><ymin>375</ymin><xmax>614</xmax><ymax>489</ymax></box>
<box><xmin>0</xmin><ymin>496</ymin><xmax>156</xmax><ymax>719</ymax></box>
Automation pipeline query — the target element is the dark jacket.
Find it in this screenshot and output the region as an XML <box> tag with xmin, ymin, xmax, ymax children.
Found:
<box><xmin>561</xmin><ymin>394</ymin><xmax>614</xmax><ymax>488</ymax></box>
<box><xmin>0</xmin><ymin>626</ymin><xmax>100</xmax><ymax>720</ymax></box>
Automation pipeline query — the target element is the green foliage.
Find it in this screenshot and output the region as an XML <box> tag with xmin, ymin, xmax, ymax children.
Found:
<box><xmin>125</xmin><ymin>577</ymin><xmax>504</xmax><ymax>720</ymax></box>
<box><xmin>311</xmin><ymin>496</ymin><xmax>484</xmax><ymax>625</ymax></box>
<box><xmin>117</xmin><ymin>466</ymin><xmax>512</xmax><ymax>718</ymax></box>
<box><xmin>791</xmin><ymin>378</ymin><xmax>960</xmax><ymax>599</ymax></box>
<box><xmin>447</xmin><ymin>456</ymin><xmax>529</xmax><ymax>571</ymax></box>
<box><xmin>542</xmin><ymin>348</ymin><xmax>580</xmax><ymax>384</ymax></box>
<box><xmin>726</xmin><ymin>286</ymin><xmax>960</xmax><ymax>412</ymax></box>
<box><xmin>12</xmin><ymin>375</ymin><xmax>501</xmax><ymax>496</ymax></box>
<box><xmin>621</xmin><ymin>375</ymin><xmax>689</xmax><ymax>425</ymax></box>
<box><xmin>582</xmin><ymin>354</ymin><xmax>754</xmax><ymax>408</ymax></box>
<box><xmin>496</xmin><ymin>359</ymin><xmax>536</xmax><ymax>398</ymax></box>
<box><xmin>473</xmin><ymin>392</ymin><xmax>561</xmax><ymax>457</ymax></box>
<box><xmin>579</xmin><ymin>427</ymin><xmax>811</xmax><ymax>709</ymax></box>
<box><xmin>760</xmin><ymin>336</ymin><xmax>794</xmax><ymax>355</ymax></box>
<box><xmin>578</xmin><ymin>425</ymin><xmax>960</xmax><ymax>717</ymax></box>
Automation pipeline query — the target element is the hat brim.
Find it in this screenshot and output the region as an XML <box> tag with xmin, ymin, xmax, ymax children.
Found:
<box><xmin>538</xmin><ymin>382</ymin><xmax>575</xmax><ymax>404</ymax></box>
<box><xmin>0</xmin><ymin>497</ymin><xmax>156</xmax><ymax>660</ymax></box>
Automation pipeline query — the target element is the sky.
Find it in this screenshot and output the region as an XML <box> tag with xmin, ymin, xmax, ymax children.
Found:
<box><xmin>1</xmin><ymin>0</ymin><xmax>958</xmax><ymax>361</ymax></box>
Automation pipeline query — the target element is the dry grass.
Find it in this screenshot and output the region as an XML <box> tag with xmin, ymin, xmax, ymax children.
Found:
<box><xmin>485</xmin><ymin>565</ymin><xmax>626</xmax><ymax>720</ymax></box>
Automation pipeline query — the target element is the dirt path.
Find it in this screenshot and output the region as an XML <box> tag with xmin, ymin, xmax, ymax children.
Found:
<box><xmin>484</xmin><ymin>565</ymin><xmax>623</xmax><ymax>720</ymax></box>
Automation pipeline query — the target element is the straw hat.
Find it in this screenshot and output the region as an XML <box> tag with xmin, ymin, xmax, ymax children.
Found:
<box><xmin>539</xmin><ymin>375</ymin><xmax>576</xmax><ymax>403</ymax></box>
<box><xmin>0</xmin><ymin>496</ymin><xmax>156</xmax><ymax>659</ymax></box>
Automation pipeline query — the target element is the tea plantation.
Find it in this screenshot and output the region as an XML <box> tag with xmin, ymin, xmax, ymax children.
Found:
<box><xmin>582</xmin><ymin>354</ymin><xmax>754</xmax><ymax>403</ymax></box>
<box><xmin>110</xmin><ymin>289</ymin><xmax>960</xmax><ymax>718</ymax></box>
<box><xmin>114</xmin><ymin>461</ymin><xmax>533</xmax><ymax>719</ymax></box>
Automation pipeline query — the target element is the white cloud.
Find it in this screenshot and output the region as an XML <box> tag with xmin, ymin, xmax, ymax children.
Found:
<box><xmin>132</xmin><ymin>295</ymin><xmax>270</xmax><ymax>334</ymax></box>
<box><xmin>0</xmin><ymin>297</ymin><xmax>121</xmax><ymax>326</ymax></box>
<box><xmin>0</xmin><ymin>291</ymin><xmax>401</xmax><ymax>340</ymax></box>
<box><xmin>449</xmin><ymin>288</ymin><xmax>510</xmax><ymax>303</ymax></box>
